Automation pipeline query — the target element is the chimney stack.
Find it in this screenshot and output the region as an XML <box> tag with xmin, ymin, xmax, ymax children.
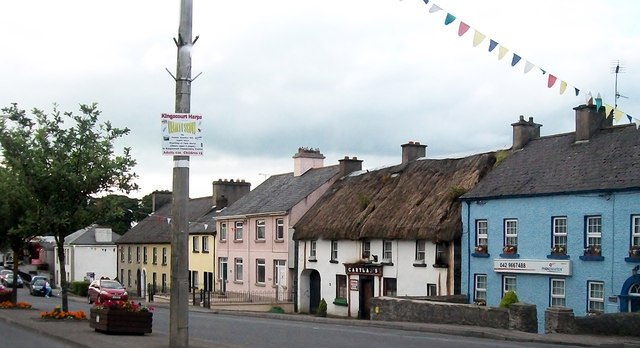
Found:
<box><xmin>339</xmin><ymin>156</ymin><xmax>363</xmax><ymax>177</ymax></box>
<box><xmin>574</xmin><ymin>104</ymin><xmax>611</xmax><ymax>142</ymax></box>
<box><xmin>401</xmin><ymin>141</ymin><xmax>427</xmax><ymax>164</ymax></box>
<box><xmin>212</xmin><ymin>179</ymin><xmax>251</xmax><ymax>209</ymax></box>
<box><xmin>511</xmin><ymin>115</ymin><xmax>542</xmax><ymax>150</ymax></box>
<box><xmin>293</xmin><ymin>147</ymin><xmax>325</xmax><ymax>176</ymax></box>
<box><xmin>152</xmin><ymin>192</ymin><xmax>172</xmax><ymax>212</ymax></box>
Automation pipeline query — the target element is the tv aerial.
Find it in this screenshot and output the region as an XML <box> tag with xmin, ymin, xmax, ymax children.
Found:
<box><xmin>611</xmin><ymin>60</ymin><xmax>628</xmax><ymax>109</ymax></box>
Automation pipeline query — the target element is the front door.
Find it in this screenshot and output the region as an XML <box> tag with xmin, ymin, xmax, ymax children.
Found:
<box><xmin>309</xmin><ymin>270</ymin><xmax>321</xmax><ymax>313</ymax></box>
<box><xmin>359</xmin><ymin>276</ymin><xmax>374</xmax><ymax>319</ymax></box>
<box><xmin>629</xmin><ymin>283</ymin><xmax>640</xmax><ymax>312</ymax></box>
<box><xmin>136</xmin><ymin>269</ymin><xmax>141</xmax><ymax>297</ymax></box>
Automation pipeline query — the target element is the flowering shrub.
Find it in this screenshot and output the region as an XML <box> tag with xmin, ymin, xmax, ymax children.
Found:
<box><xmin>0</xmin><ymin>301</ymin><xmax>32</xmax><ymax>309</ymax></box>
<box><xmin>550</xmin><ymin>245</ymin><xmax>566</xmax><ymax>254</ymax></box>
<box><xmin>40</xmin><ymin>306</ymin><xmax>86</xmax><ymax>320</ymax></box>
<box><xmin>474</xmin><ymin>245</ymin><xmax>487</xmax><ymax>253</ymax></box>
<box><xmin>502</xmin><ymin>245</ymin><xmax>517</xmax><ymax>253</ymax></box>
<box><xmin>93</xmin><ymin>300</ymin><xmax>153</xmax><ymax>312</ymax></box>
<box><xmin>584</xmin><ymin>245</ymin><xmax>601</xmax><ymax>256</ymax></box>
<box><xmin>629</xmin><ymin>246</ymin><xmax>640</xmax><ymax>257</ymax></box>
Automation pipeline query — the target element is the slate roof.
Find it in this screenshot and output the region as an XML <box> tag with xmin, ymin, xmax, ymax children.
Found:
<box><xmin>294</xmin><ymin>153</ymin><xmax>496</xmax><ymax>242</ymax></box>
<box><xmin>65</xmin><ymin>225</ymin><xmax>121</xmax><ymax>245</ymax></box>
<box><xmin>216</xmin><ymin>165</ymin><xmax>339</xmax><ymax>218</ymax></box>
<box><xmin>462</xmin><ymin>124</ymin><xmax>640</xmax><ymax>200</ymax></box>
<box><xmin>117</xmin><ymin>196</ymin><xmax>215</xmax><ymax>244</ymax></box>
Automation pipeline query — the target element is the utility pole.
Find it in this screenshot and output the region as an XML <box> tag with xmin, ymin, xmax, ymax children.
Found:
<box><xmin>170</xmin><ymin>0</ymin><xmax>194</xmax><ymax>346</ymax></box>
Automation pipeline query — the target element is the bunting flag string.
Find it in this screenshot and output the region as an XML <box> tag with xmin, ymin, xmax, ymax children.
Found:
<box><xmin>416</xmin><ymin>0</ymin><xmax>638</xmax><ymax>127</ymax></box>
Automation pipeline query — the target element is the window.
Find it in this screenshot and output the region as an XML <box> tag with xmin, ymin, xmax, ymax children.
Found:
<box><xmin>331</xmin><ymin>240</ymin><xmax>338</xmax><ymax>261</ymax></box>
<box><xmin>234</xmin><ymin>258</ymin><xmax>243</xmax><ymax>281</ymax></box>
<box><xmin>220</xmin><ymin>222</ymin><xmax>227</xmax><ymax>241</ymax></box>
<box><xmin>153</xmin><ymin>247</ymin><xmax>158</xmax><ymax>264</ymax></box>
<box><xmin>310</xmin><ymin>240</ymin><xmax>317</xmax><ymax>260</ymax></box>
<box><xmin>415</xmin><ymin>240</ymin><xmax>426</xmax><ymax>262</ymax></box>
<box><xmin>434</xmin><ymin>242</ymin><xmax>449</xmax><ymax>266</ymax></box>
<box><xmin>120</xmin><ymin>269</ymin><xmax>124</xmax><ymax>286</ymax></box>
<box><xmin>504</xmin><ymin>219</ymin><xmax>518</xmax><ymax>247</ymax></box>
<box><xmin>136</xmin><ymin>246</ymin><xmax>141</xmax><ymax>263</ymax></box>
<box><xmin>336</xmin><ymin>275</ymin><xmax>347</xmax><ymax>299</ymax></box>
<box><xmin>474</xmin><ymin>274</ymin><xmax>487</xmax><ymax>302</ymax></box>
<box><xmin>120</xmin><ymin>248</ymin><xmax>125</xmax><ymax>263</ymax></box>
<box><xmin>586</xmin><ymin>216</ymin><xmax>602</xmax><ymax>248</ymax></box>
<box><xmin>273</xmin><ymin>260</ymin><xmax>286</xmax><ymax>286</ymax></box>
<box><xmin>550</xmin><ymin>278</ymin><xmax>566</xmax><ymax>307</ymax></box>
<box><xmin>503</xmin><ymin>275</ymin><xmax>516</xmax><ymax>296</ymax></box>
<box><xmin>427</xmin><ymin>283</ymin><xmax>437</xmax><ymax>297</ymax></box>
<box><xmin>552</xmin><ymin>217</ymin><xmax>568</xmax><ymax>251</ymax></box>
<box><xmin>127</xmin><ymin>270</ymin><xmax>132</xmax><ymax>287</ymax></box>
<box><xmin>191</xmin><ymin>270</ymin><xmax>199</xmax><ymax>289</ymax></box>
<box><xmin>143</xmin><ymin>246</ymin><xmax>148</xmax><ymax>264</ymax></box>
<box><xmin>127</xmin><ymin>246</ymin><xmax>132</xmax><ymax>263</ymax></box>
<box><xmin>192</xmin><ymin>236</ymin><xmax>199</xmax><ymax>252</ymax></box>
<box><xmin>202</xmin><ymin>236</ymin><xmax>209</xmax><ymax>252</ymax></box>
<box><xmin>256</xmin><ymin>259</ymin><xmax>266</xmax><ymax>284</ymax></box>
<box><xmin>362</xmin><ymin>240</ymin><xmax>371</xmax><ymax>259</ymax></box>
<box><xmin>162</xmin><ymin>273</ymin><xmax>167</xmax><ymax>292</ymax></box>
<box><xmin>588</xmin><ymin>281</ymin><xmax>604</xmax><ymax>313</ymax></box>
<box><xmin>256</xmin><ymin>220</ymin><xmax>266</xmax><ymax>240</ymax></box>
<box><xmin>383</xmin><ymin>277</ymin><xmax>397</xmax><ymax>296</ymax></box>
<box><xmin>383</xmin><ymin>240</ymin><xmax>393</xmax><ymax>262</ymax></box>
<box><xmin>476</xmin><ymin>220</ymin><xmax>488</xmax><ymax>246</ymax></box>
<box><xmin>162</xmin><ymin>247</ymin><xmax>167</xmax><ymax>265</ymax></box>
<box><xmin>632</xmin><ymin>215</ymin><xmax>640</xmax><ymax>246</ymax></box>
<box><xmin>275</xmin><ymin>218</ymin><xmax>285</xmax><ymax>241</ymax></box>
<box><xmin>152</xmin><ymin>272</ymin><xmax>157</xmax><ymax>288</ymax></box>
<box><xmin>234</xmin><ymin>221</ymin><xmax>244</xmax><ymax>241</ymax></box>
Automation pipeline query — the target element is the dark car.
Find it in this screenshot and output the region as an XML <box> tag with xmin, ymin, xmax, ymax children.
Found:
<box><xmin>88</xmin><ymin>279</ymin><xmax>128</xmax><ymax>304</ymax></box>
<box><xmin>3</xmin><ymin>273</ymin><xmax>23</xmax><ymax>288</ymax></box>
<box><xmin>30</xmin><ymin>278</ymin><xmax>48</xmax><ymax>296</ymax></box>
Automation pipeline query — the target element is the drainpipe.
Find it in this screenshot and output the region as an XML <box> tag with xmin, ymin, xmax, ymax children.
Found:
<box><xmin>465</xmin><ymin>201</ymin><xmax>471</xmax><ymax>302</ymax></box>
<box><xmin>293</xmin><ymin>240</ymin><xmax>299</xmax><ymax>312</ymax></box>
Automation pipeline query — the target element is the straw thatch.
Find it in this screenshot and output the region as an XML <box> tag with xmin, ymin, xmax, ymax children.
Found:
<box><xmin>293</xmin><ymin>152</ymin><xmax>496</xmax><ymax>242</ymax></box>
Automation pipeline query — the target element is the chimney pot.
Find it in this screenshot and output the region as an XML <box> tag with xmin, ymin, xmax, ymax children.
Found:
<box><xmin>511</xmin><ymin>116</ymin><xmax>542</xmax><ymax>150</ymax></box>
<box><xmin>401</xmin><ymin>141</ymin><xmax>427</xmax><ymax>164</ymax></box>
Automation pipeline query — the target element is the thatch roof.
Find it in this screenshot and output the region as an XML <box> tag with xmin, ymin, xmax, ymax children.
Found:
<box><xmin>293</xmin><ymin>153</ymin><xmax>496</xmax><ymax>242</ymax></box>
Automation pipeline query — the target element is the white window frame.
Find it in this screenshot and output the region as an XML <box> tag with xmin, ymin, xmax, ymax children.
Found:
<box><xmin>550</xmin><ymin>278</ymin><xmax>566</xmax><ymax>307</ymax></box>
<box><xmin>256</xmin><ymin>219</ymin><xmax>266</xmax><ymax>240</ymax></box>
<box><xmin>476</xmin><ymin>220</ymin><xmax>488</xmax><ymax>246</ymax></box>
<box><xmin>234</xmin><ymin>258</ymin><xmax>243</xmax><ymax>282</ymax></box>
<box><xmin>234</xmin><ymin>221</ymin><xmax>244</xmax><ymax>241</ymax></box>
<box><xmin>192</xmin><ymin>236</ymin><xmax>199</xmax><ymax>252</ymax></box>
<box><xmin>309</xmin><ymin>240</ymin><xmax>317</xmax><ymax>260</ymax></box>
<box><xmin>275</xmin><ymin>218</ymin><xmax>285</xmax><ymax>241</ymax></box>
<box><xmin>474</xmin><ymin>274</ymin><xmax>487</xmax><ymax>301</ymax></box>
<box><xmin>586</xmin><ymin>216</ymin><xmax>602</xmax><ymax>248</ymax></box>
<box><xmin>415</xmin><ymin>240</ymin><xmax>426</xmax><ymax>262</ymax></box>
<box><xmin>331</xmin><ymin>240</ymin><xmax>338</xmax><ymax>261</ymax></box>
<box><xmin>143</xmin><ymin>246</ymin><xmax>148</xmax><ymax>264</ymax></box>
<box><xmin>553</xmin><ymin>217</ymin><xmax>568</xmax><ymax>250</ymax></box>
<box><xmin>632</xmin><ymin>215</ymin><xmax>640</xmax><ymax>246</ymax></box>
<box><xmin>256</xmin><ymin>259</ymin><xmax>266</xmax><ymax>284</ymax></box>
<box><xmin>588</xmin><ymin>281</ymin><xmax>604</xmax><ymax>313</ymax></box>
<box><xmin>362</xmin><ymin>240</ymin><xmax>371</xmax><ymax>259</ymax></box>
<box><xmin>152</xmin><ymin>247</ymin><xmax>157</xmax><ymax>264</ymax></box>
<box><xmin>383</xmin><ymin>240</ymin><xmax>393</xmax><ymax>262</ymax></box>
<box><xmin>202</xmin><ymin>236</ymin><xmax>209</xmax><ymax>252</ymax></box>
<box><xmin>503</xmin><ymin>275</ymin><xmax>516</xmax><ymax>296</ymax></box>
<box><xmin>504</xmin><ymin>219</ymin><xmax>518</xmax><ymax>247</ymax></box>
<box><xmin>220</xmin><ymin>222</ymin><xmax>227</xmax><ymax>241</ymax></box>
<box><xmin>136</xmin><ymin>246</ymin><xmax>141</xmax><ymax>263</ymax></box>
<box><xmin>162</xmin><ymin>247</ymin><xmax>167</xmax><ymax>265</ymax></box>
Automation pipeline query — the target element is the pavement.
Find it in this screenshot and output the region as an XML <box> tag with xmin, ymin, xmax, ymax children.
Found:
<box><xmin>1</xmin><ymin>295</ymin><xmax>639</xmax><ymax>348</ymax></box>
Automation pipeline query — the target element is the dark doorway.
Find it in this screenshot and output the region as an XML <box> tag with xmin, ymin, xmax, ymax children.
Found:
<box><xmin>359</xmin><ymin>276</ymin><xmax>374</xmax><ymax>319</ymax></box>
<box><xmin>309</xmin><ymin>270</ymin><xmax>321</xmax><ymax>314</ymax></box>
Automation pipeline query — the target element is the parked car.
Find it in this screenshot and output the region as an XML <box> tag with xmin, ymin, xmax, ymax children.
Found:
<box><xmin>3</xmin><ymin>273</ymin><xmax>24</xmax><ymax>288</ymax></box>
<box><xmin>30</xmin><ymin>275</ymin><xmax>48</xmax><ymax>285</ymax></box>
<box><xmin>30</xmin><ymin>278</ymin><xmax>48</xmax><ymax>296</ymax></box>
<box><xmin>0</xmin><ymin>270</ymin><xmax>12</xmax><ymax>282</ymax></box>
<box><xmin>87</xmin><ymin>279</ymin><xmax>128</xmax><ymax>304</ymax></box>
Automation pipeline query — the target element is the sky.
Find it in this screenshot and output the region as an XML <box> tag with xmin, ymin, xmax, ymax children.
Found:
<box><xmin>1</xmin><ymin>0</ymin><xmax>639</xmax><ymax>199</ymax></box>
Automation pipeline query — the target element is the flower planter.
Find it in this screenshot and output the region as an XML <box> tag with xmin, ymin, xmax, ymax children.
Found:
<box><xmin>89</xmin><ymin>308</ymin><xmax>152</xmax><ymax>334</ymax></box>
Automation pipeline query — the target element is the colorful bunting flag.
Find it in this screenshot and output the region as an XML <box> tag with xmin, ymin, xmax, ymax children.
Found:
<box><xmin>524</xmin><ymin>61</ymin><xmax>535</xmax><ymax>74</ymax></box>
<box><xmin>445</xmin><ymin>13</ymin><xmax>456</xmax><ymax>25</ymax></box>
<box><xmin>498</xmin><ymin>46</ymin><xmax>508</xmax><ymax>60</ymax></box>
<box><xmin>614</xmin><ymin>109</ymin><xmax>624</xmax><ymax>122</ymax></box>
<box><xmin>488</xmin><ymin>39</ymin><xmax>498</xmax><ymax>52</ymax></box>
<box><xmin>473</xmin><ymin>30</ymin><xmax>486</xmax><ymax>47</ymax></box>
<box><xmin>429</xmin><ymin>4</ymin><xmax>442</xmax><ymax>13</ymax></box>
<box><xmin>595</xmin><ymin>93</ymin><xmax>603</xmax><ymax>111</ymax></box>
<box><xmin>423</xmin><ymin>0</ymin><xmax>429</xmax><ymax>4</ymax></box>
<box><xmin>511</xmin><ymin>54</ymin><xmax>521</xmax><ymax>67</ymax></box>
<box><xmin>574</xmin><ymin>88</ymin><xmax>580</xmax><ymax>96</ymax></box>
<box><xmin>458</xmin><ymin>22</ymin><xmax>470</xmax><ymax>36</ymax></box>
<box><xmin>559</xmin><ymin>81</ymin><xmax>568</xmax><ymax>95</ymax></box>
<box><xmin>547</xmin><ymin>74</ymin><xmax>557</xmax><ymax>88</ymax></box>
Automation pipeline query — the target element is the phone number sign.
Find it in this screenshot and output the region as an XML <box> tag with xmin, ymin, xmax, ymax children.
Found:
<box><xmin>493</xmin><ymin>259</ymin><xmax>571</xmax><ymax>276</ymax></box>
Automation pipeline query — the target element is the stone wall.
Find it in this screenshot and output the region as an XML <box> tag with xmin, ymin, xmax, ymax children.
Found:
<box><xmin>546</xmin><ymin>307</ymin><xmax>640</xmax><ymax>337</ymax></box>
<box><xmin>370</xmin><ymin>297</ymin><xmax>537</xmax><ymax>333</ymax></box>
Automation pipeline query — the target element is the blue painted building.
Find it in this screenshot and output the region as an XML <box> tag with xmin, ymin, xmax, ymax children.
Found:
<box><xmin>461</xmin><ymin>104</ymin><xmax>640</xmax><ymax>331</ymax></box>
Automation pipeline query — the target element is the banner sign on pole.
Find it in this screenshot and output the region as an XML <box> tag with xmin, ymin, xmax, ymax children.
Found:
<box><xmin>161</xmin><ymin>113</ymin><xmax>203</xmax><ymax>156</ymax></box>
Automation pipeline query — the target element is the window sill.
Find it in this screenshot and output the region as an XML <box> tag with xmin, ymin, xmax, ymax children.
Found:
<box><xmin>274</xmin><ymin>239</ymin><xmax>284</xmax><ymax>243</ymax></box>
<box><xmin>233</xmin><ymin>281</ymin><xmax>243</xmax><ymax>284</ymax></box>
<box><xmin>579</xmin><ymin>255</ymin><xmax>604</xmax><ymax>261</ymax></box>
<box><xmin>219</xmin><ymin>240</ymin><xmax>227</xmax><ymax>243</ymax></box>
<box><xmin>255</xmin><ymin>239</ymin><xmax>266</xmax><ymax>243</ymax></box>
<box><xmin>333</xmin><ymin>298</ymin><xmax>348</xmax><ymax>306</ymax></box>
<box><xmin>255</xmin><ymin>283</ymin><xmax>266</xmax><ymax>287</ymax></box>
<box><xmin>202</xmin><ymin>250</ymin><xmax>209</xmax><ymax>253</ymax></box>
<box><xmin>381</xmin><ymin>262</ymin><xmax>394</xmax><ymax>266</ymax></box>
<box><xmin>432</xmin><ymin>264</ymin><xmax>448</xmax><ymax>268</ymax></box>
<box><xmin>192</xmin><ymin>250</ymin><xmax>200</xmax><ymax>253</ymax></box>
<box><xmin>625</xmin><ymin>257</ymin><xmax>640</xmax><ymax>263</ymax></box>
<box><xmin>308</xmin><ymin>258</ymin><xmax>317</xmax><ymax>263</ymax></box>
<box><xmin>547</xmin><ymin>254</ymin><xmax>570</xmax><ymax>260</ymax></box>
<box><xmin>413</xmin><ymin>262</ymin><xmax>427</xmax><ymax>267</ymax></box>
<box><xmin>329</xmin><ymin>260</ymin><xmax>339</xmax><ymax>264</ymax></box>
<box><xmin>233</xmin><ymin>240</ymin><xmax>243</xmax><ymax>243</ymax></box>
<box><xmin>499</xmin><ymin>253</ymin><xmax>520</xmax><ymax>259</ymax></box>
<box><xmin>471</xmin><ymin>252</ymin><xmax>490</xmax><ymax>258</ymax></box>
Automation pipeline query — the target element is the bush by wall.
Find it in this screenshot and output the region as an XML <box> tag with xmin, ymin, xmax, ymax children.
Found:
<box><xmin>70</xmin><ymin>281</ymin><xmax>90</xmax><ymax>297</ymax></box>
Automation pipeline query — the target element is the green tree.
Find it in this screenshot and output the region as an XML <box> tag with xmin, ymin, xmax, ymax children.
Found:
<box><xmin>0</xmin><ymin>103</ymin><xmax>138</xmax><ymax>312</ymax></box>
<box><xmin>0</xmin><ymin>166</ymin><xmax>37</xmax><ymax>303</ymax></box>
<box><xmin>90</xmin><ymin>194</ymin><xmax>141</xmax><ymax>235</ymax></box>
